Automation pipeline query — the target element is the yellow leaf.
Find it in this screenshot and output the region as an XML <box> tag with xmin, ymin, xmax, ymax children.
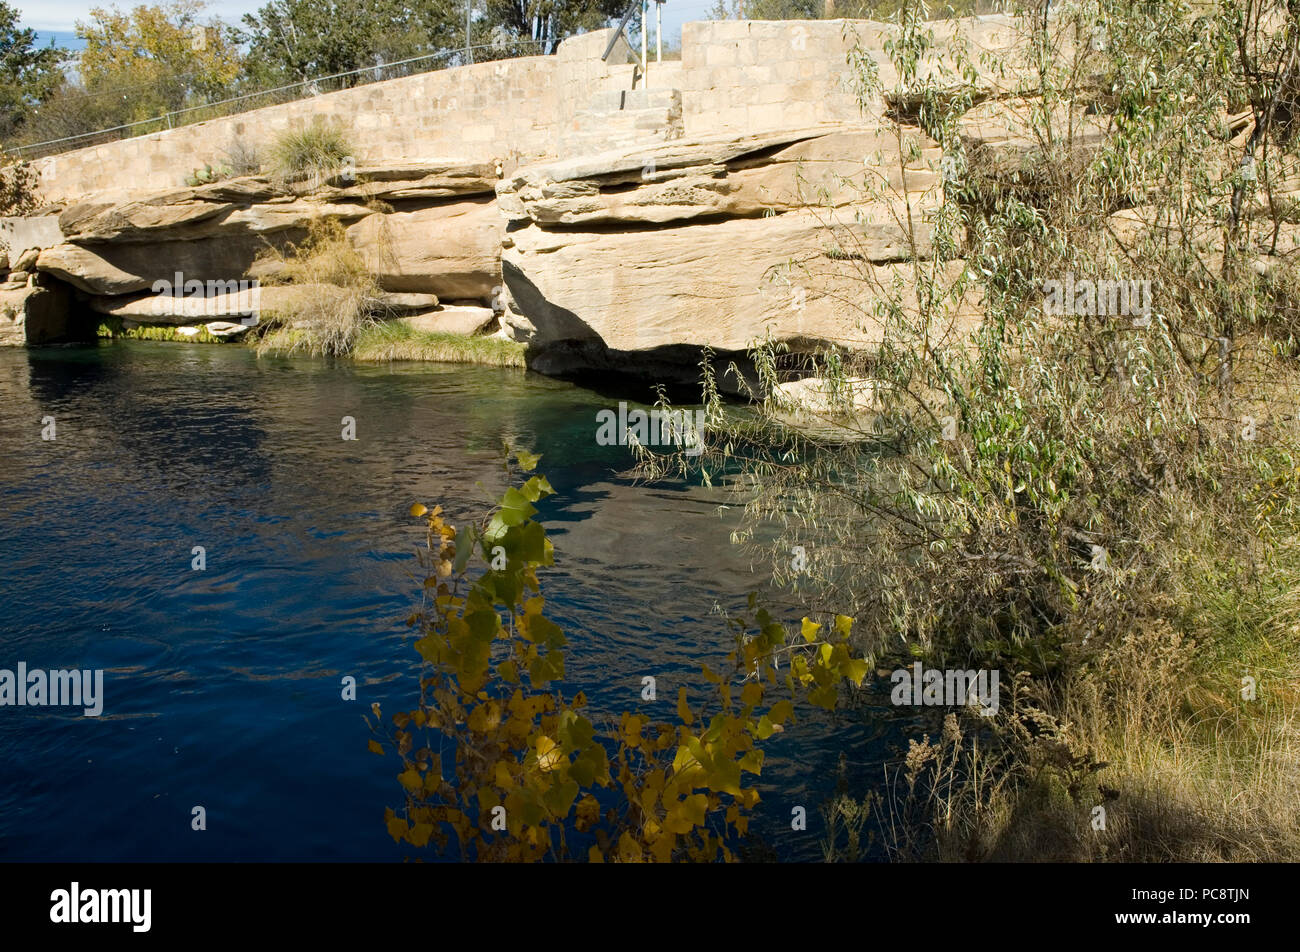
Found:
<box><xmin>367</xmin><ymin>739</ymin><xmax>384</xmax><ymax>755</ymax></box>
<box><xmin>494</xmin><ymin>761</ymin><xmax>513</xmax><ymax>788</ymax></box>
<box><xmin>536</xmin><ymin>735</ymin><xmax>561</xmax><ymax>772</ymax></box>
<box><xmin>801</xmin><ymin>617</ymin><xmax>822</xmax><ymax>643</ymax></box>
<box><xmin>408</xmin><ymin>822</ymin><xmax>434</xmax><ymax>847</ymax></box>
<box><xmin>621</xmin><ymin>713</ymin><xmax>644</xmax><ymax>748</ymax></box>
<box><xmin>844</xmin><ymin>658</ymin><xmax>869</xmax><ymax>686</ymax></box>
<box><xmin>617</xmin><ymin>831</ymin><xmax>641</xmax><ymax>862</ymax></box>
<box><xmin>662</xmin><ymin>802</ymin><xmax>693</xmax><ymax>835</ymax></box>
<box><xmin>680</xmin><ymin>793</ymin><xmax>709</xmax><ymax>826</ymax></box>
<box><xmin>650</xmin><ymin>831</ymin><xmax>675</xmax><ymax>863</ymax></box>
<box><xmin>409</xmin><ymin>503</ymin><xmax>427</xmax><ymax>517</ymax></box>
<box><xmin>676</xmin><ymin>687</ymin><xmax>694</xmax><ymax>726</ymax></box>
<box><xmin>575</xmin><ymin>794</ymin><xmax>600</xmax><ymax>832</ymax></box>
<box><xmin>588</xmin><ymin>844</ymin><xmax>604</xmax><ymax>863</ymax></box>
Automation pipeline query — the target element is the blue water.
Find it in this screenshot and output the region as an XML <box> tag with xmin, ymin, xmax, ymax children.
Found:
<box><xmin>0</xmin><ymin>342</ymin><xmax>886</xmax><ymax>861</ymax></box>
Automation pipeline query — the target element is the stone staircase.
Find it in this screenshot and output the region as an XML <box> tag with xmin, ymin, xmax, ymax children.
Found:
<box><xmin>560</xmin><ymin>86</ymin><xmax>684</xmax><ymax>155</ymax></box>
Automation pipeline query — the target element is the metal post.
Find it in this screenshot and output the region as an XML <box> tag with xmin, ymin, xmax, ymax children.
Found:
<box><xmin>465</xmin><ymin>0</ymin><xmax>473</xmax><ymax>65</ymax></box>
<box><xmin>656</xmin><ymin>0</ymin><xmax>662</xmax><ymax>63</ymax></box>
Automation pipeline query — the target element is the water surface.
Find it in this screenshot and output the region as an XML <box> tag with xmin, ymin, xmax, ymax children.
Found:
<box><xmin>0</xmin><ymin>342</ymin><xmax>885</xmax><ymax>861</ymax></box>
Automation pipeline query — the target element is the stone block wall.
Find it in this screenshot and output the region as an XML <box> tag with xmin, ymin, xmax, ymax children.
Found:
<box><xmin>678</xmin><ymin>15</ymin><xmax>1029</xmax><ymax>139</ymax></box>
<box><xmin>29</xmin><ymin>54</ymin><xmax>562</xmax><ymax>203</ymax></box>
<box><xmin>24</xmin><ymin>16</ymin><xmax>1036</xmax><ymax>204</ymax></box>
<box><xmin>679</xmin><ymin>19</ymin><xmax>875</xmax><ymax>137</ymax></box>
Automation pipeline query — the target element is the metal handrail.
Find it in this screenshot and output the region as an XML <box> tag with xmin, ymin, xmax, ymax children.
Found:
<box><xmin>603</xmin><ymin>1</ymin><xmax>643</xmax><ymax>62</ymax></box>
<box><xmin>602</xmin><ymin>1</ymin><xmax>665</xmax><ymax>78</ymax></box>
<box><xmin>6</xmin><ymin>38</ymin><xmax>545</xmax><ymax>160</ymax></box>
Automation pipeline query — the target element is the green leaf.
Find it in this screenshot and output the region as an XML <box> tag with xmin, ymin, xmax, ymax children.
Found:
<box><xmin>497</xmin><ymin>486</ymin><xmax>538</xmax><ymax>527</ymax></box>
<box><xmin>516</xmin><ymin>521</ymin><xmax>549</xmax><ymax>563</ymax></box>
<box><xmin>515</xmin><ymin>449</ymin><xmax>542</xmax><ymax>472</ymax></box>
<box><xmin>522</xmin><ymin>612</ymin><xmax>566</xmax><ymax>648</ymax></box>
<box><xmin>452</xmin><ymin>525</ymin><xmax>476</xmax><ymax>574</ymax></box>
<box><xmin>558</xmin><ymin>710</ymin><xmax>595</xmax><ymax>751</ymax></box>
<box><xmin>542</xmin><ymin>778</ymin><xmax>580</xmax><ymax>818</ymax></box>
<box><xmin>528</xmin><ymin>648</ymin><xmax>565</xmax><ymax>687</ymax></box>
<box><xmin>712</xmin><ymin>759</ymin><xmax>743</xmax><ymax>796</ymax></box>
<box><xmin>465</xmin><ymin>607</ymin><xmax>501</xmax><ymax>644</ymax></box>
<box><xmin>519</xmin><ymin>475</ymin><xmax>555</xmax><ymax>503</ymax></box>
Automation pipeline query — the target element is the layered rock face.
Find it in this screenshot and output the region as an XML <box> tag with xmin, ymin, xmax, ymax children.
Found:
<box><xmin>0</xmin><ymin>284</ymin><xmax>82</xmax><ymax>345</ymax></box>
<box><xmin>0</xmin><ymin>15</ymin><xmax>1104</xmax><ymax>364</ymax></box>
<box><xmin>0</xmin><ymin>163</ymin><xmax>506</xmax><ymax>343</ymax></box>
<box><xmin>495</xmin><ymin>126</ymin><xmax>977</xmax><ymax>381</ymax></box>
<box><xmin>0</xmin><ymin>123</ymin><xmax>988</xmax><ymax>370</ymax></box>
<box><xmin>37</xmin><ymin>164</ymin><xmax>502</xmax><ymax>301</ymax></box>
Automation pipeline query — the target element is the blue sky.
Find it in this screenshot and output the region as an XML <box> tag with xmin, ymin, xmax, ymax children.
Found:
<box><xmin>19</xmin><ymin>1</ymin><xmax>261</xmax><ymax>32</ymax></box>
<box><xmin>18</xmin><ymin>0</ymin><xmax>724</xmax><ymax>49</ymax></box>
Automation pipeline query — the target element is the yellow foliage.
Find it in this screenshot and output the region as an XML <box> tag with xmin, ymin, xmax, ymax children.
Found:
<box><xmin>78</xmin><ymin>2</ymin><xmax>241</xmax><ymax>122</ymax></box>
<box><xmin>365</xmin><ymin>448</ymin><xmax>873</xmax><ymax>861</ymax></box>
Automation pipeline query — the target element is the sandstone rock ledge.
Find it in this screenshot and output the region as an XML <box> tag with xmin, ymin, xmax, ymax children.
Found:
<box><xmin>0</xmin><ymin>160</ymin><xmax>505</xmax><ymax>346</ymax></box>
<box><xmin>496</xmin><ymin>125</ymin><xmax>977</xmax><ymax>386</ymax></box>
<box><xmin>1</xmin><ymin>121</ymin><xmax>989</xmax><ymax>367</ymax></box>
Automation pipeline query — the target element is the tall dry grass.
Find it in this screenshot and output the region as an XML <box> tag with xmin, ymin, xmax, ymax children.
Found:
<box><xmin>253</xmin><ymin>217</ymin><xmax>382</xmax><ymax>357</ymax></box>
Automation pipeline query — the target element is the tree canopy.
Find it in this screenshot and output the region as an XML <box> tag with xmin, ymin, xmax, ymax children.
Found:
<box><xmin>0</xmin><ymin>1</ymin><xmax>65</xmax><ymax>140</ymax></box>
<box><xmin>239</xmin><ymin>0</ymin><xmax>466</xmax><ymax>86</ymax></box>
<box><xmin>77</xmin><ymin>1</ymin><xmax>243</xmax><ymax>120</ymax></box>
<box><xmin>238</xmin><ymin>0</ymin><xmax>628</xmax><ymax>85</ymax></box>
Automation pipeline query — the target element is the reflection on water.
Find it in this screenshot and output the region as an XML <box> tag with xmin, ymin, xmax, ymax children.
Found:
<box><xmin>0</xmin><ymin>342</ymin><xmax>890</xmax><ymax>861</ymax></box>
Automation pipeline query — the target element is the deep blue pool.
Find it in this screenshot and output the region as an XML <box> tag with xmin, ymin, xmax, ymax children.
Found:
<box><xmin>0</xmin><ymin>342</ymin><xmax>887</xmax><ymax>861</ymax></box>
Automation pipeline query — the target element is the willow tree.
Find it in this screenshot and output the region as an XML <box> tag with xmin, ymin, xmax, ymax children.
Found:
<box><xmin>640</xmin><ymin>0</ymin><xmax>1300</xmax><ymax>860</ymax></box>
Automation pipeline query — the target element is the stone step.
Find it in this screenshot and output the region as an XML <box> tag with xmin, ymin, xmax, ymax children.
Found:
<box><xmin>566</xmin><ymin>87</ymin><xmax>683</xmax><ymax>153</ymax></box>
<box><xmin>572</xmin><ymin>108</ymin><xmax>676</xmax><ymax>131</ymax></box>
<box><xmin>585</xmin><ymin>87</ymin><xmax>681</xmax><ymax>114</ymax></box>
